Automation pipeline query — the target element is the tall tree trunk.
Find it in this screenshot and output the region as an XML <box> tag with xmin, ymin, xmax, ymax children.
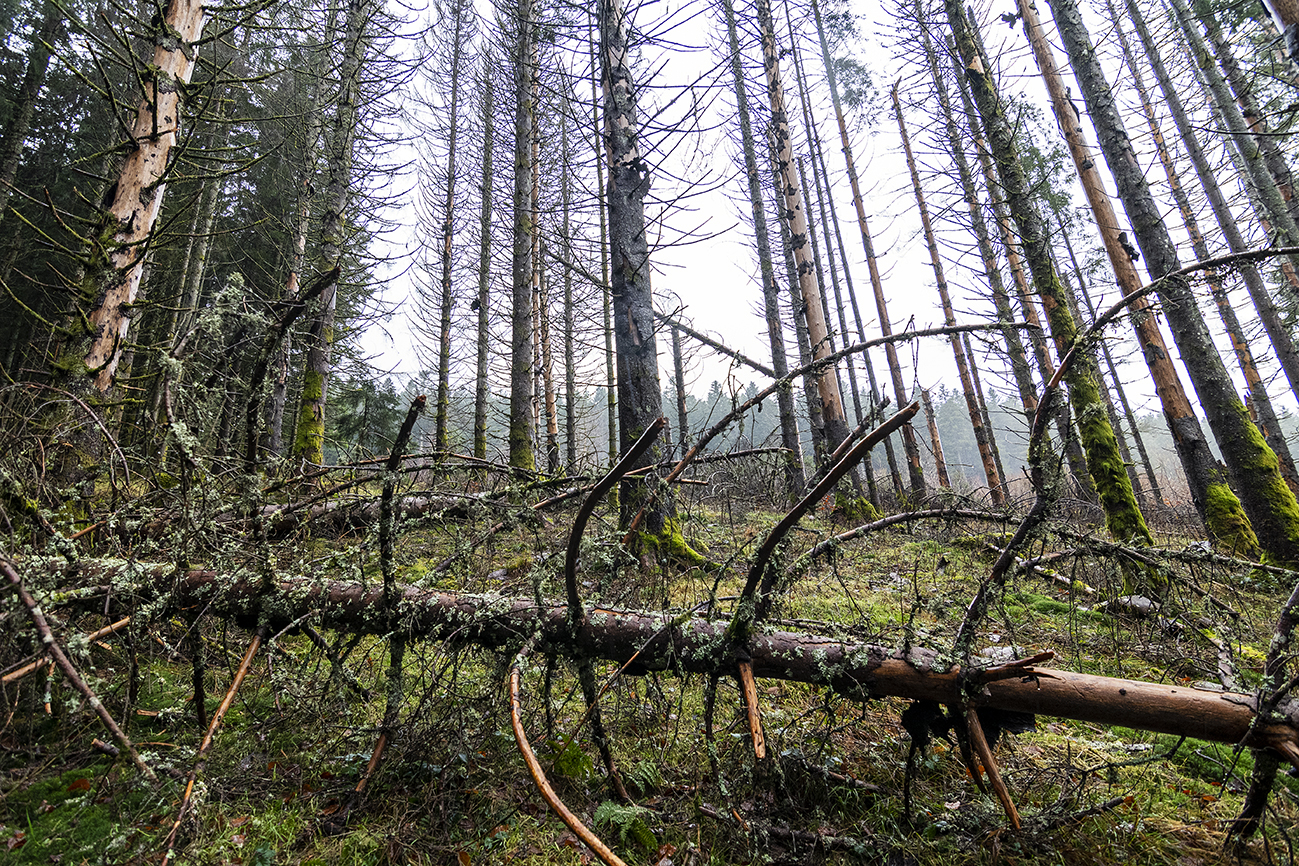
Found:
<box><xmin>808</xmin><ymin>114</ymin><xmax>901</xmax><ymax>498</ymax></box>
<box><xmin>944</xmin><ymin>0</ymin><xmax>1154</xmax><ymax>550</ymax></box>
<box><xmin>291</xmin><ymin>0</ymin><xmax>369</xmax><ymax>466</ymax></box>
<box><xmin>951</xmin><ymin>25</ymin><xmax>1097</xmax><ymax>506</ymax></box>
<box><xmin>539</xmin><ymin>246</ymin><xmax>560</xmax><ymax>474</ymax></box>
<box><xmin>561</xmin><ymin>113</ymin><xmax>577</xmax><ymax>473</ymax></box>
<box><xmin>672</xmin><ymin>327</ymin><xmax>689</xmax><ymax>458</ymax></box>
<box><xmin>600</xmin><ymin>0</ymin><xmax>670</xmax><ymax>530</ymax></box>
<box><xmin>963</xmin><ymin>332</ymin><xmax>1008</xmax><ymax>494</ymax></box>
<box><xmin>923</xmin><ymin>22</ymin><xmax>1039</xmax><ymax>437</ymax></box>
<box><xmin>63</xmin><ymin>0</ymin><xmax>207</xmax><ymax>395</ymax></box>
<box><xmin>509</xmin><ymin>0</ymin><xmax>536</xmax><ymax>471</ymax></box>
<box><xmin>892</xmin><ymin>83</ymin><xmax>1003</xmax><ymax>504</ymax></box>
<box><xmin>1170</xmin><ymin>0</ymin><xmax>1299</xmax><ymax>293</ymax></box>
<box><xmin>1047</xmin><ymin>0</ymin><xmax>1299</xmax><ymax>564</ymax></box>
<box><xmin>473</xmin><ymin>64</ymin><xmax>494</xmax><ymax>461</ymax></box>
<box><xmin>1062</xmin><ymin>227</ymin><xmax>1164</xmax><ymax>506</ymax></box>
<box><xmin>1121</xmin><ymin>0</ymin><xmax>1299</xmax><ymax>404</ymax></box>
<box><xmin>1109</xmin><ymin>2</ymin><xmax>1298</xmax><ymax>476</ymax></box>
<box><xmin>920</xmin><ymin>387</ymin><xmax>950</xmax><ymax>489</ymax></box>
<box><xmin>754</xmin><ymin>0</ymin><xmax>853</xmax><ymax>481</ymax></box>
<box><xmin>1018</xmin><ymin>0</ymin><xmax>1247</xmax><ymax>544</ymax></box>
<box><xmin>720</xmin><ymin>0</ymin><xmax>806</xmax><ymax>498</ymax></box>
<box><xmin>591</xmin><ymin>27</ymin><xmax>617</xmax><ymax>470</ymax></box>
<box><xmin>808</xmin><ymin>0</ymin><xmax>925</xmax><ymax>496</ymax></box>
<box><xmin>0</xmin><ymin>0</ymin><xmax>61</xmax><ymax>222</ymax></box>
<box><xmin>434</xmin><ymin>0</ymin><xmax>468</xmax><ymax>452</ymax></box>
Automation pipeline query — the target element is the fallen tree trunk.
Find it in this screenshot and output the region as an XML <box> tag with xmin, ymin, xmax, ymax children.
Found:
<box><xmin>41</xmin><ymin>558</ymin><xmax>1299</xmax><ymax>763</ymax></box>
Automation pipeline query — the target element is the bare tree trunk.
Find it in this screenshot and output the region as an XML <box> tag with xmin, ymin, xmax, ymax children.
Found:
<box><xmin>809</xmin><ymin>117</ymin><xmax>901</xmax><ymax>499</ymax></box>
<box><xmin>963</xmin><ymin>332</ymin><xmax>1008</xmax><ymax>495</ymax></box>
<box><xmin>473</xmin><ymin>64</ymin><xmax>494</xmax><ymax>461</ymax></box>
<box><xmin>951</xmin><ymin>26</ymin><xmax>1097</xmax><ymax>506</ymax></box>
<box><xmin>920</xmin><ymin>388</ymin><xmax>950</xmax><ymax>488</ymax></box>
<box><xmin>720</xmin><ymin>0</ymin><xmax>806</xmax><ymax>499</ymax></box>
<box><xmin>509</xmin><ymin>0</ymin><xmax>536</xmax><ymax>471</ymax></box>
<box><xmin>539</xmin><ymin>246</ymin><xmax>560</xmax><ymax>474</ymax></box>
<box><xmin>1048</xmin><ymin>0</ymin><xmax>1299</xmax><ymax>565</ymax></box>
<box><xmin>1121</xmin><ymin>0</ymin><xmax>1299</xmax><ymax>405</ymax></box>
<box><xmin>291</xmin><ymin>0</ymin><xmax>369</xmax><ymax>466</ymax></box>
<box><xmin>1171</xmin><ymin>0</ymin><xmax>1299</xmax><ymax>293</ymax></box>
<box><xmin>1061</xmin><ymin>229</ymin><xmax>1164</xmax><ymax>507</ymax></box>
<box><xmin>600</xmin><ymin>0</ymin><xmax>670</xmax><ymax>531</ymax></box>
<box><xmin>754</xmin><ymin>0</ymin><xmax>853</xmax><ymax>482</ymax></box>
<box><xmin>561</xmin><ymin>114</ymin><xmax>578</xmax><ymax>472</ymax></box>
<box><xmin>434</xmin><ymin>0</ymin><xmax>469</xmax><ymax>452</ymax></box>
<box><xmin>892</xmin><ymin>83</ymin><xmax>1003</xmax><ymax>504</ymax></box>
<box><xmin>1018</xmin><ymin>0</ymin><xmax>1242</xmax><ymax>543</ymax></box>
<box><xmin>590</xmin><ymin>27</ymin><xmax>617</xmax><ymax>470</ymax></box>
<box><xmin>808</xmin><ymin>0</ymin><xmax>924</xmax><ymax>497</ymax></box>
<box><xmin>671</xmin><ymin>327</ymin><xmax>689</xmax><ymax>458</ymax></box>
<box><xmin>923</xmin><ymin>23</ymin><xmax>1038</xmax><ymax>440</ymax></box>
<box><xmin>945</xmin><ymin>0</ymin><xmax>1153</xmax><ymax>550</ymax></box>
<box><xmin>64</xmin><ymin>0</ymin><xmax>207</xmax><ymax>395</ymax></box>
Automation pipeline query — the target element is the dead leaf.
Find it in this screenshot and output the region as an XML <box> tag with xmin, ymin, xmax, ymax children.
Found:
<box><xmin>231</xmin><ymin>833</ymin><xmax>246</xmax><ymax>847</ymax></box>
<box><xmin>231</xmin><ymin>816</ymin><xmax>251</xmax><ymax>827</ymax></box>
<box><xmin>319</xmin><ymin>802</ymin><xmax>340</xmax><ymax>816</ymax></box>
<box><xmin>66</xmin><ymin>778</ymin><xmax>92</xmax><ymax>793</ymax></box>
<box><xmin>6</xmin><ymin>831</ymin><xmax>26</xmax><ymax>851</ymax></box>
<box><xmin>457</xmin><ymin>852</ymin><xmax>471</xmax><ymax>866</ymax></box>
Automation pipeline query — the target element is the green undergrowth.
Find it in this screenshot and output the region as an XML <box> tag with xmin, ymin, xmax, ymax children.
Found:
<box><xmin>4</xmin><ymin>494</ymin><xmax>1299</xmax><ymax>865</ymax></box>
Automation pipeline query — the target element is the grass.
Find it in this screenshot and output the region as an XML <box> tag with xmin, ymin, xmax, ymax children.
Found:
<box><xmin>3</xmin><ymin>480</ymin><xmax>1299</xmax><ymax>865</ymax></box>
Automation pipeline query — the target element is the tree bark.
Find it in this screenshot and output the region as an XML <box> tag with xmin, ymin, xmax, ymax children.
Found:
<box><xmin>434</xmin><ymin>0</ymin><xmax>469</xmax><ymax>452</ymax></box>
<box><xmin>920</xmin><ymin>388</ymin><xmax>950</xmax><ymax>488</ymax></box>
<box><xmin>1047</xmin><ymin>0</ymin><xmax>1299</xmax><ymax>566</ymax></box>
<box><xmin>892</xmin><ymin>83</ymin><xmax>1003</xmax><ymax>503</ymax></box>
<box><xmin>944</xmin><ymin>0</ymin><xmax>1152</xmax><ymax>549</ymax></box>
<box><xmin>65</xmin><ymin>0</ymin><xmax>207</xmax><ymax>395</ymax></box>
<box><xmin>1121</xmin><ymin>0</ymin><xmax>1299</xmax><ymax>406</ymax></box>
<box><xmin>474</xmin><ymin>63</ymin><xmax>494</xmax><ymax>461</ymax></box>
<box><xmin>600</xmin><ymin>0</ymin><xmax>670</xmax><ymax>530</ymax></box>
<box><xmin>754</xmin><ymin>0</ymin><xmax>853</xmax><ymax>482</ymax></box>
<box><xmin>510</xmin><ymin>0</ymin><xmax>536</xmax><ymax>471</ymax></box>
<box><xmin>59</xmin><ymin>560</ymin><xmax>1299</xmax><ymax>764</ymax></box>
<box><xmin>291</xmin><ymin>0</ymin><xmax>369</xmax><ymax>465</ymax></box>
<box><xmin>808</xmin><ymin>0</ymin><xmax>925</xmax><ymax>497</ymax></box>
<box><xmin>720</xmin><ymin>0</ymin><xmax>806</xmax><ymax>498</ymax></box>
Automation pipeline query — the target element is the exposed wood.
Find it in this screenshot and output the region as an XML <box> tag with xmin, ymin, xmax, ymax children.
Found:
<box><xmin>737</xmin><ymin>660</ymin><xmax>767</xmax><ymax>760</ymax></box>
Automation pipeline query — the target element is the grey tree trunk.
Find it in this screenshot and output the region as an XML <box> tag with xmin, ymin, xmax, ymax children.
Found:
<box><xmin>1107</xmin><ymin>4</ymin><xmax>1298</xmax><ymax>491</ymax></box>
<box><xmin>291</xmin><ymin>0</ymin><xmax>369</xmax><ymax>465</ymax></box>
<box><xmin>1170</xmin><ymin>0</ymin><xmax>1299</xmax><ymax>292</ymax></box>
<box><xmin>754</xmin><ymin>0</ymin><xmax>854</xmax><ymax>480</ymax></box>
<box><xmin>434</xmin><ymin>0</ymin><xmax>469</xmax><ymax>452</ymax></box>
<box><xmin>509</xmin><ymin>0</ymin><xmax>536</xmax><ymax>471</ymax></box>
<box><xmin>945</xmin><ymin>0</ymin><xmax>1154</xmax><ymax>549</ymax></box>
<box><xmin>671</xmin><ymin>327</ymin><xmax>689</xmax><ymax>458</ymax></box>
<box><xmin>561</xmin><ymin>113</ymin><xmax>578</xmax><ymax>472</ymax></box>
<box><xmin>473</xmin><ymin>63</ymin><xmax>494</xmax><ymax>461</ymax></box>
<box><xmin>1061</xmin><ymin>227</ymin><xmax>1164</xmax><ymax>507</ymax></box>
<box><xmin>600</xmin><ymin>0</ymin><xmax>670</xmax><ymax>530</ymax></box>
<box><xmin>808</xmin><ymin>0</ymin><xmax>924</xmax><ymax>496</ymax></box>
<box><xmin>920</xmin><ymin>388</ymin><xmax>950</xmax><ymax>488</ymax></box>
<box><xmin>951</xmin><ymin>25</ymin><xmax>1098</xmax><ymax>506</ymax></box>
<box><xmin>892</xmin><ymin>83</ymin><xmax>1003</xmax><ymax>504</ymax></box>
<box><xmin>720</xmin><ymin>0</ymin><xmax>806</xmax><ymax>498</ymax></box>
<box><xmin>1122</xmin><ymin>0</ymin><xmax>1299</xmax><ymax>405</ymax></box>
<box><xmin>1047</xmin><ymin>0</ymin><xmax>1299</xmax><ymax>564</ymax></box>
<box><xmin>590</xmin><ymin>29</ymin><xmax>617</xmax><ymax>470</ymax></box>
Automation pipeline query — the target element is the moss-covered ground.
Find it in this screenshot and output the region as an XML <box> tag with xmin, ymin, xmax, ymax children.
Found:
<box><xmin>3</xmin><ymin>476</ymin><xmax>1299</xmax><ymax>865</ymax></box>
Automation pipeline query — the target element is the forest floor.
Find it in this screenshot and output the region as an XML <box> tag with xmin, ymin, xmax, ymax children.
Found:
<box><xmin>2</xmin><ymin>473</ymin><xmax>1298</xmax><ymax>865</ymax></box>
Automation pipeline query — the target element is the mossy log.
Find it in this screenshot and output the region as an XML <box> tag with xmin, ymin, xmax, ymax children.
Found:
<box><xmin>41</xmin><ymin>558</ymin><xmax>1299</xmax><ymax>762</ymax></box>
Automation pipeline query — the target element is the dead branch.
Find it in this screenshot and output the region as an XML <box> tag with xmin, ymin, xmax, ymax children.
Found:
<box><xmin>2</xmin><ymin>615</ymin><xmax>130</xmax><ymax>683</ymax></box>
<box><xmin>510</xmin><ymin>646</ymin><xmax>627</xmax><ymax>866</ymax></box>
<box><xmin>0</xmin><ymin>555</ymin><xmax>155</xmax><ymax>783</ymax></box>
